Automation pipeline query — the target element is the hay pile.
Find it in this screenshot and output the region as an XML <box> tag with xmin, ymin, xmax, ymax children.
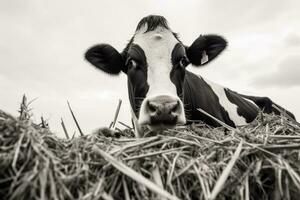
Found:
<box><xmin>0</xmin><ymin>108</ymin><xmax>300</xmax><ymax>200</ymax></box>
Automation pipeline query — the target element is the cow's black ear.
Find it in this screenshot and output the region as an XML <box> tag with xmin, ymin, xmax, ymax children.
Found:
<box><xmin>85</xmin><ymin>44</ymin><xmax>124</xmax><ymax>75</ymax></box>
<box><xmin>186</xmin><ymin>35</ymin><xmax>227</xmax><ymax>66</ymax></box>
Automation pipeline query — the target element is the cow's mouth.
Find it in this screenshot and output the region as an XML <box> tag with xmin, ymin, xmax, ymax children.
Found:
<box><xmin>141</xmin><ymin>115</ymin><xmax>177</xmax><ymax>130</ymax></box>
<box><xmin>147</xmin><ymin>123</ymin><xmax>177</xmax><ymax>131</ymax></box>
<box><xmin>139</xmin><ymin>114</ymin><xmax>184</xmax><ymax>131</ymax></box>
<box><xmin>140</xmin><ymin>108</ymin><xmax>186</xmax><ymax>131</ymax></box>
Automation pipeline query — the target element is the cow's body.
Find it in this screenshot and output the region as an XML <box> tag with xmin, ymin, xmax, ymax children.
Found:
<box><xmin>183</xmin><ymin>70</ymin><xmax>259</xmax><ymax>127</ymax></box>
<box><xmin>182</xmin><ymin>70</ymin><xmax>296</xmax><ymax>127</ymax></box>
<box><xmin>85</xmin><ymin>15</ymin><xmax>296</xmax><ymax>137</ymax></box>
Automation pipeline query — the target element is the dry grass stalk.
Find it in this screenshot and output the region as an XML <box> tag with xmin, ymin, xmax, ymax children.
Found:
<box><xmin>272</xmin><ymin>104</ymin><xmax>300</xmax><ymax>127</ymax></box>
<box><xmin>0</xmin><ymin>107</ymin><xmax>300</xmax><ymax>199</ymax></box>
<box><xmin>209</xmin><ymin>140</ymin><xmax>243</xmax><ymax>200</ymax></box>
<box><xmin>67</xmin><ymin>101</ymin><xmax>84</xmax><ymax>136</ymax></box>
<box><xmin>109</xmin><ymin>99</ymin><xmax>122</xmax><ymax>129</ymax></box>
<box><xmin>118</xmin><ymin>121</ymin><xmax>132</xmax><ymax>129</ymax></box>
<box><xmin>40</xmin><ymin>116</ymin><xmax>49</xmax><ymax>128</ymax></box>
<box><xmin>92</xmin><ymin>145</ymin><xmax>179</xmax><ymax>200</ymax></box>
<box><xmin>19</xmin><ymin>94</ymin><xmax>36</xmax><ymax>121</ymax></box>
<box><xmin>197</xmin><ymin>108</ymin><xmax>236</xmax><ymax>131</ymax></box>
<box><xmin>60</xmin><ymin>118</ymin><xmax>69</xmax><ymax>139</ymax></box>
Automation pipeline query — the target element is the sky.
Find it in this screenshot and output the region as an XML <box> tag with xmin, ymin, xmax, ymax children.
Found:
<box><xmin>1</xmin><ymin>0</ymin><xmax>300</xmax><ymax>138</ymax></box>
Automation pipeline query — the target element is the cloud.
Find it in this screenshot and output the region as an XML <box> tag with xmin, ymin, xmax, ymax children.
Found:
<box><xmin>284</xmin><ymin>34</ymin><xmax>300</xmax><ymax>47</ymax></box>
<box><xmin>252</xmin><ymin>55</ymin><xmax>300</xmax><ymax>88</ymax></box>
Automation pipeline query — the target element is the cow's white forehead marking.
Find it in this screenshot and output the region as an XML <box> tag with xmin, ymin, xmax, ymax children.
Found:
<box><xmin>133</xmin><ymin>25</ymin><xmax>186</xmax><ymax>126</ymax></box>
<box><xmin>133</xmin><ymin>25</ymin><xmax>179</xmax><ymax>97</ymax></box>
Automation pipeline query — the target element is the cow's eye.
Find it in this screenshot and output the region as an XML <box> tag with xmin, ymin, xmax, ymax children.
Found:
<box><xmin>127</xmin><ymin>59</ymin><xmax>138</xmax><ymax>69</ymax></box>
<box><xmin>179</xmin><ymin>57</ymin><xmax>189</xmax><ymax>67</ymax></box>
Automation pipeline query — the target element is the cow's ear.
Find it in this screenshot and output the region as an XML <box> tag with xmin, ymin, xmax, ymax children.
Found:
<box><xmin>85</xmin><ymin>44</ymin><xmax>124</xmax><ymax>75</ymax></box>
<box><xmin>186</xmin><ymin>35</ymin><xmax>227</xmax><ymax>66</ymax></box>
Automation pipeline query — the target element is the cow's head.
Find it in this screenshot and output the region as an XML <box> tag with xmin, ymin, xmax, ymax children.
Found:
<box><xmin>85</xmin><ymin>15</ymin><xmax>226</xmax><ymax>132</ymax></box>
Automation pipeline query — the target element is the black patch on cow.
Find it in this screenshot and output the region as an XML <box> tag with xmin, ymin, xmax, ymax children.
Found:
<box><xmin>170</xmin><ymin>43</ymin><xmax>187</xmax><ymax>97</ymax></box>
<box><xmin>85</xmin><ymin>44</ymin><xmax>124</xmax><ymax>74</ymax></box>
<box><xmin>126</xmin><ymin>44</ymin><xmax>148</xmax><ymax>68</ymax></box>
<box><xmin>171</xmin><ymin>43</ymin><xmax>187</xmax><ymax>65</ymax></box>
<box><xmin>126</xmin><ymin>44</ymin><xmax>149</xmax><ymax>117</ymax></box>
<box><xmin>224</xmin><ymin>89</ymin><xmax>259</xmax><ymax>123</ymax></box>
<box><xmin>241</xmin><ymin>95</ymin><xmax>296</xmax><ymax>120</ymax></box>
<box><xmin>183</xmin><ymin>71</ymin><xmax>236</xmax><ymax>128</ymax></box>
<box><xmin>273</xmin><ymin>103</ymin><xmax>296</xmax><ymax>120</ymax></box>
<box><xmin>186</xmin><ymin>35</ymin><xmax>227</xmax><ymax>66</ymax></box>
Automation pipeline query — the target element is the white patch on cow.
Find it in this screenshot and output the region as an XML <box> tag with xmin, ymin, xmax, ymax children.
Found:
<box><xmin>201</xmin><ymin>50</ymin><xmax>208</xmax><ymax>65</ymax></box>
<box><xmin>242</xmin><ymin>97</ymin><xmax>259</xmax><ymax>109</ymax></box>
<box><xmin>133</xmin><ymin>25</ymin><xmax>186</xmax><ymax>126</ymax></box>
<box><xmin>203</xmin><ymin>78</ymin><xmax>248</xmax><ymax>126</ymax></box>
<box><xmin>130</xmin><ymin>106</ymin><xmax>142</xmax><ymax>137</ymax></box>
<box><xmin>133</xmin><ymin>26</ymin><xmax>178</xmax><ymax>97</ymax></box>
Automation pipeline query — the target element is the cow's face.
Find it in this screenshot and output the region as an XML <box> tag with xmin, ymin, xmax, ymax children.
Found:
<box><xmin>85</xmin><ymin>15</ymin><xmax>227</xmax><ymax>131</ymax></box>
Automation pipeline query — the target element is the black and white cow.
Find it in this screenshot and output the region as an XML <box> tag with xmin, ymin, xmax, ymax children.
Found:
<box><xmin>85</xmin><ymin>15</ymin><xmax>295</xmax><ymax>137</ymax></box>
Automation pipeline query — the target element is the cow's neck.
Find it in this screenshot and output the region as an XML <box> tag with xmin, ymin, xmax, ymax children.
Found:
<box><xmin>183</xmin><ymin>70</ymin><xmax>237</xmax><ymax>127</ymax></box>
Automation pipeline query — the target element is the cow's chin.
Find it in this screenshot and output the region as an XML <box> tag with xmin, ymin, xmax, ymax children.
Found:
<box><xmin>138</xmin><ymin>116</ymin><xmax>186</xmax><ymax>131</ymax></box>
<box><xmin>147</xmin><ymin>124</ymin><xmax>176</xmax><ymax>131</ymax></box>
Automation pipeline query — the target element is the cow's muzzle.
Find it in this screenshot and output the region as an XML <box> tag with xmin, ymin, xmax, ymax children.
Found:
<box><xmin>138</xmin><ymin>95</ymin><xmax>186</xmax><ymax>129</ymax></box>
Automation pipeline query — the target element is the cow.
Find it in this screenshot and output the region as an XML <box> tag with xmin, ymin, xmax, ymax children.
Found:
<box><xmin>85</xmin><ymin>15</ymin><xmax>296</xmax><ymax>137</ymax></box>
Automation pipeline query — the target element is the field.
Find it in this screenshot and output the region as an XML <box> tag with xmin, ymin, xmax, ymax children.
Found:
<box><xmin>0</xmin><ymin>96</ymin><xmax>300</xmax><ymax>200</ymax></box>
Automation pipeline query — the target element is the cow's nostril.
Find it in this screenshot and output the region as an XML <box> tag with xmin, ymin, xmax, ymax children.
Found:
<box><xmin>170</xmin><ymin>101</ymin><xmax>180</xmax><ymax>114</ymax></box>
<box><xmin>147</xmin><ymin>101</ymin><xmax>158</xmax><ymax>113</ymax></box>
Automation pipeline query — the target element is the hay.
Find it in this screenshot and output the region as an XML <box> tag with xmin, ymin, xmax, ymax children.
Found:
<box><xmin>0</xmin><ymin>108</ymin><xmax>300</xmax><ymax>200</ymax></box>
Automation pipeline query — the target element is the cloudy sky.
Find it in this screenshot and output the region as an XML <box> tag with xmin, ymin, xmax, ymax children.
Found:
<box><xmin>1</xmin><ymin>0</ymin><xmax>300</xmax><ymax>138</ymax></box>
